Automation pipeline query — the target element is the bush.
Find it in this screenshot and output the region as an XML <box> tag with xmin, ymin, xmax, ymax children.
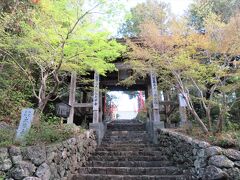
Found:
<box><xmin>168</xmin><ymin>110</ymin><xmax>180</xmax><ymax>124</ymax></box>
<box><xmin>23</xmin><ymin>122</ymin><xmax>84</xmax><ymax>146</ymax></box>
<box><xmin>0</xmin><ymin>121</ymin><xmax>85</xmax><ymax>147</ymax></box>
<box><xmin>136</xmin><ymin>111</ymin><xmax>147</xmax><ymax>122</ymax></box>
<box><xmin>234</xmin><ymin>131</ymin><xmax>240</xmax><ymax>150</ymax></box>
<box><xmin>0</xmin><ymin>173</ymin><xmax>5</xmax><ymax>180</ymax></box>
<box><xmin>0</xmin><ymin>127</ymin><xmax>15</xmax><ymax>147</ymax></box>
<box><xmin>0</xmin><ymin>64</ymin><xmax>33</xmax><ymax>125</ymax></box>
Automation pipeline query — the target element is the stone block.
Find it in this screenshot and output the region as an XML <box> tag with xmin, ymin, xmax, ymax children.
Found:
<box><xmin>225</xmin><ymin>167</ymin><xmax>240</xmax><ymax>180</ymax></box>
<box><xmin>9</xmin><ymin>146</ymin><xmax>21</xmax><ymax>157</ymax></box>
<box><xmin>11</xmin><ymin>155</ymin><xmax>22</xmax><ymax>165</ymax></box>
<box><xmin>35</xmin><ymin>163</ymin><xmax>51</xmax><ymax>180</ymax></box>
<box><xmin>0</xmin><ymin>158</ymin><xmax>12</xmax><ymax>171</ymax></box>
<box><xmin>224</xmin><ymin>149</ymin><xmax>240</xmax><ymax>161</ymax></box>
<box><xmin>202</xmin><ymin>165</ymin><xmax>229</xmax><ymax>180</ymax></box>
<box><xmin>89</xmin><ymin>122</ymin><xmax>105</xmax><ymax>145</ymax></box>
<box><xmin>22</xmin><ymin>146</ymin><xmax>46</xmax><ymax>166</ymax></box>
<box><xmin>209</xmin><ymin>155</ymin><xmax>234</xmax><ymax>168</ymax></box>
<box><xmin>23</xmin><ymin>177</ymin><xmax>41</xmax><ymax>180</ymax></box>
<box><xmin>9</xmin><ymin>161</ymin><xmax>36</xmax><ymax>180</ymax></box>
<box><xmin>205</xmin><ymin>146</ymin><xmax>222</xmax><ymax>157</ymax></box>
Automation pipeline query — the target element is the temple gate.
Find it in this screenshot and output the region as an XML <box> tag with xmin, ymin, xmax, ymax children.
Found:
<box><xmin>66</xmin><ymin>58</ymin><xmax>187</xmax><ymax>144</ymax></box>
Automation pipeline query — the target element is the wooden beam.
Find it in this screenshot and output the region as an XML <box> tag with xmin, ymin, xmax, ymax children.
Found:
<box><xmin>73</xmin><ymin>103</ymin><xmax>93</xmax><ymax>108</ymax></box>
<box><xmin>99</xmin><ymin>92</ymin><xmax>103</xmax><ymax>122</ymax></box>
<box><xmin>159</xmin><ymin>101</ymin><xmax>178</xmax><ymax>105</ymax></box>
<box><xmin>114</xmin><ymin>62</ymin><xmax>131</xmax><ymax>70</ymax></box>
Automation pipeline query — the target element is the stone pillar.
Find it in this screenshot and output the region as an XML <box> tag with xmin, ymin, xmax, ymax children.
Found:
<box><xmin>149</xmin><ymin>72</ymin><xmax>164</xmax><ymax>144</ymax></box>
<box><xmin>150</xmin><ymin>72</ymin><xmax>160</xmax><ymax>122</ymax></box>
<box><xmin>67</xmin><ymin>72</ymin><xmax>76</xmax><ymax>124</ymax></box>
<box><xmin>90</xmin><ymin>72</ymin><xmax>106</xmax><ymax>145</ymax></box>
<box><xmin>93</xmin><ymin>72</ymin><xmax>100</xmax><ymax>123</ymax></box>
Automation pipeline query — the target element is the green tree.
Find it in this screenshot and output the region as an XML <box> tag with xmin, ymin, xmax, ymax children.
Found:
<box><xmin>188</xmin><ymin>0</ymin><xmax>240</xmax><ymax>30</ymax></box>
<box><xmin>125</xmin><ymin>16</ymin><xmax>240</xmax><ymax>133</ymax></box>
<box><xmin>0</xmin><ymin>0</ymin><xmax>34</xmax><ymax>125</ymax></box>
<box><xmin>1</xmin><ymin>0</ymin><xmax>125</xmax><ymax>126</ymax></box>
<box><xmin>118</xmin><ymin>0</ymin><xmax>169</xmax><ymax>37</ymax></box>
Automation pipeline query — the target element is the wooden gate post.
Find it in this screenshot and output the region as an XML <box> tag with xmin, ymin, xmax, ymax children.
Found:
<box><xmin>99</xmin><ymin>92</ymin><xmax>103</xmax><ymax>122</ymax></box>
<box><xmin>67</xmin><ymin>72</ymin><xmax>77</xmax><ymax>124</ymax></box>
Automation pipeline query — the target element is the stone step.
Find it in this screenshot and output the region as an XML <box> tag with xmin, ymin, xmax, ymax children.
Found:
<box><xmin>78</xmin><ymin>167</ymin><xmax>183</xmax><ymax>175</ymax></box>
<box><xmin>89</xmin><ymin>155</ymin><xmax>168</xmax><ymax>161</ymax></box>
<box><xmin>107</xmin><ymin>122</ymin><xmax>144</xmax><ymax>125</ymax></box>
<box><xmin>108</xmin><ymin>121</ymin><xmax>143</xmax><ymax>124</ymax></box>
<box><xmin>104</xmin><ymin>134</ymin><xmax>147</xmax><ymax>138</ymax></box>
<box><xmin>86</xmin><ymin>160</ymin><xmax>173</xmax><ymax>167</ymax></box>
<box><xmin>107</xmin><ymin>124</ymin><xmax>145</xmax><ymax>131</ymax></box>
<box><xmin>72</xmin><ymin>174</ymin><xmax>189</xmax><ymax>180</ymax></box>
<box><xmin>103</xmin><ymin>136</ymin><xmax>147</xmax><ymax>140</ymax></box>
<box><xmin>103</xmin><ymin>135</ymin><xmax>148</xmax><ymax>140</ymax></box>
<box><xmin>73</xmin><ymin>120</ymin><xmax>190</xmax><ymax>180</ymax></box>
<box><xmin>100</xmin><ymin>142</ymin><xmax>156</xmax><ymax>145</ymax></box>
<box><xmin>102</xmin><ymin>140</ymin><xmax>147</xmax><ymax>144</ymax></box>
<box><xmin>109</xmin><ymin>120</ymin><xmax>141</xmax><ymax>123</ymax></box>
<box><xmin>100</xmin><ymin>142</ymin><xmax>153</xmax><ymax>146</ymax></box>
<box><xmin>93</xmin><ymin>151</ymin><xmax>164</xmax><ymax>156</ymax></box>
<box><xmin>96</xmin><ymin>146</ymin><xmax>160</xmax><ymax>151</ymax></box>
<box><xmin>105</xmin><ymin>131</ymin><xmax>147</xmax><ymax>135</ymax></box>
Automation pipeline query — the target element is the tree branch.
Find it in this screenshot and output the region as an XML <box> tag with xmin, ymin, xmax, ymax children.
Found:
<box><xmin>0</xmin><ymin>49</ymin><xmax>40</xmax><ymax>100</ymax></box>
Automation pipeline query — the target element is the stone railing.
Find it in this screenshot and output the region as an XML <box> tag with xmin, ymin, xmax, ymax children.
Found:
<box><xmin>157</xmin><ymin>129</ymin><xmax>240</xmax><ymax>180</ymax></box>
<box><xmin>0</xmin><ymin>130</ymin><xmax>97</xmax><ymax>180</ymax></box>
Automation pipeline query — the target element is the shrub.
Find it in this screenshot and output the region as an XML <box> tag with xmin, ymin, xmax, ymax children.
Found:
<box><xmin>0</xmin><ymin>127</ymin><xmax>15</xmax><ymax>147</ymax></box>
<box><xmin>23</xmin><ymin>122</ymin><xmax>84</xmax><ymax>146</ymax></box>
<box><xmin>0</xmin><ymin>64</ymin><xmax>33</xmax><ymax>125</ymax></box>
<box><xmin>136</xmin><ymin>111</ymin><xmax>147</xmax><ymax>122</ymax></box>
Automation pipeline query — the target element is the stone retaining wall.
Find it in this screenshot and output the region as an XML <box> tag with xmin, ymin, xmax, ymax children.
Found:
<box><xmin>157</xmin><ymin>129</ymin><xmax>240</xmax><ymax>180</ymax></box>
<box><xmin>0</xmin><ymin>130</ymin><xmax>97</xmax><ymax>180</ymax></box>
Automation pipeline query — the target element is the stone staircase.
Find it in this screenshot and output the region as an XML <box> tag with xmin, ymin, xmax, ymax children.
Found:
<box><xmin>72</xmin><ymin>120</ymin><xmax>189</xmax><ymax>180</ymax></box>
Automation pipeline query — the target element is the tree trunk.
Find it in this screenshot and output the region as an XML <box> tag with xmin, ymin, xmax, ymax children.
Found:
<box><xmin>165</xmin><ymin>91</ymin><xmax>171</xmax><ymax>124</ymax></box>
<box><xmin>190</xmin><ymin>108</ymin><xmax>209</xmax><ymax>133</ymax></box>
<box><xmin>0</xmin><ymin>64</ymin><xmax>4</xmax><ymax>73</ymax></box>
<box><xmin>206</xmin><ymin>108</ymin><xmax>212</xmax><ymax>131</ymax></box>
<box><xmin>32</xmin><ymin>99</ymin><xmax>48</xmax><ymax>127</ymax></box>
<box><xmin>216</xmin><ymin>91</ymin><xmax>227</xmax><ymax>133</ymax></box>
<box><xmin>216</xmin><ymin>107</ymin><xmax>225</xmax><ymax>133</ymax></box>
